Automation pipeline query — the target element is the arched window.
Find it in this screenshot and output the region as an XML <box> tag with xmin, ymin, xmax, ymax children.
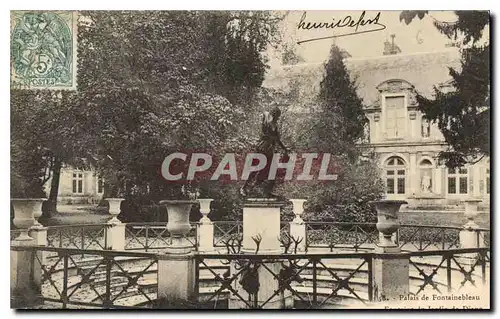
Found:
<box><xmin>419</xmin><ymin>159</ymin><xmax>433</xmax><ymax>193</ymax></box>
<box><xmin>386</xmin><ymin>157</ymin><xmax>406</xmax><ymax>194</ymax></box>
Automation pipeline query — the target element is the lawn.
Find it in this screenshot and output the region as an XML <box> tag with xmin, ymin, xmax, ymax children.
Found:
<box><xmin>40</xmin><ymin>205</ymin><xmax>109</xmax><ymax>226</ymax></box>
<box><xmin>38</xmin><ymin>204</ymin><xmax>490</xmax><ymax>230</ymax></box>
<box><xmin>401</xmin><ymin>211</ymin><xmax>490</xmax><ymax>229</ymax></box>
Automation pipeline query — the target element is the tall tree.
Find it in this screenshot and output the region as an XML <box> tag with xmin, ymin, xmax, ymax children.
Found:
<box><xmin>10</xmin><ymin>89</ymin><xmax>86</xmax><ymax>216</ymax></box>
<box><xmin>313</xmin><ymin>45</ymin><xmax>368</xmax><ymax>159</ymax></box>
<box><xmin>274</xmin><ymin>44</ymin><xmax>383</xmax><ymax>223</ymax></box>
<box><xmin>10</xmin><ymin>11</ymin><xmax>284</xmax><ymax>218</ymax></box>
<box><xmin>74</xmin><ymin>11</ymin><xmax>283</xmax><ymax>203</ymax></box>
<box><xmin>401</xmin><ymin>11</ymin><xmax>490</xmax><ymax>168</ymax></box>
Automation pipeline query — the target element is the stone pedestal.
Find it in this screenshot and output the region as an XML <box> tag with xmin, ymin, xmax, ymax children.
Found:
<box><xmin>289</xmin><ymin>223</ymin><xmax>306</xmax><ymax>251</ymax></box>
<box><xmin>229</xmin><ymin>261</ymin><xmax>294</xmax><ymax>309</ymax></box>
<box><xmin>106</xmin><ymin>198</ymin><xmax>125</xmax><ymax>250</ymax></box>
<box><xmin>156</xmin><ymin>200</ymin><xmax>197</xmax><ymax>306</ymax></box>
<box><xmin>106</xmin><ymin>222</ymin><xmax>125</xmax><ymax>250</ymax></box>
<box><xmin>460</xmin><ymin>199</ymin><xmax>482</xmax><ymax>248</ymax></box>
<box><xmin>157</xmin><ymin>252</ymin><xmax>196</xmax><ymax>305</ymax></box>
<box><xmin>198</xmin><ymin>223</ymin><xmax>214</xmax><ymax>252</ymax></box>
<box><xmin>370</xmin><ymin>200</ymin><xmax>409</xmax><ymax>302</ymax></box>
<box><xmin>29</xmin><ymin>226</ymin><xmax>48</xmax><ymax>271</ymax></box>
<box><xmin>11</xmin><ymin>238</ymin><xmax>42</xmax><ymax>308</ymax></box>
<box><xmin>197</xmin><ymin>199</ymin><xmax>214</xmax><ymax>253</ymax></box>
<box><xmin>29</xmin><ymin>226</ymin><xmax>47</xmax><ymax>246</ymax></box>
<box><xmin>289</xmin><ymin>199</ymin><xmax>307</xmax><ymax>252</ymax></box>
<box><xmin>242</xmin><ymin>199</ymin><xmax>285</xmax><ymax>253</ymax></box>
<box><xmin>460</xmin><ymin>199</ymin><xmax>483</xmax><ymax>264</ymax></box>
<box><xmin>230</xmin><ymin>199</ymin><xmax>291</xmax><ymax>309</ymax></box>
<box><xmin>11</xmin><ymin>198</ymin><xmax>44</xmax><ymax>308</ymax></box>
<box><xmin>373</xmin><ymin>249</ymin><xmax>409</xmax><ymax>302</ymax></box>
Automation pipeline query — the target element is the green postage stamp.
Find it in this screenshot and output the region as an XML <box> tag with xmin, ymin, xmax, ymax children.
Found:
<box><xmin>10</xmin><ymin>11</ymin><xmax>78</xmax><ymax>90</ymax></box>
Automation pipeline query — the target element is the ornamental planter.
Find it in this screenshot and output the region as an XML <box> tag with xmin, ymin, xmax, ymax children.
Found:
<box><xmin>198</xmin><ymin>199</ymin><xmax>214</xmax><ymax>224</ymax></box>
<box><xmin>11</xmin><ymin>198</ymin><xmax>45</xmax><ymax>241</ymax></box>
<box><xmin>106</xmin><ymin>198</ymin><xmax>125</xmax><ymax>224</ymax></box>
<box><xmin>160</xmin><ymin>200</ymin><xmax>197</xmax><ymax>238</ymax></box>
<box><xmin>369</xmin><ymin>200</ymin><xmax>407</xmax><ymax>248</ymax></box>
<box><xmin>290</xmin><ymin>199</ymin><xmax>307</xmax><ymax>224</ymax></box>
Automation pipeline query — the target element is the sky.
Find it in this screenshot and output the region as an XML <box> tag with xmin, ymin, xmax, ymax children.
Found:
<box><xmin>267</xmin><ymin>10</ymin><xmax>466</xmax><ymax>66</ymax></box>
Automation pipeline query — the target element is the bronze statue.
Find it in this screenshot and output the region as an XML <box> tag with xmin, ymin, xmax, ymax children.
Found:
<box><xmin>240</xmin><ymin>107</ymin><xmax>289</xmax><ymax>198</ymax></box>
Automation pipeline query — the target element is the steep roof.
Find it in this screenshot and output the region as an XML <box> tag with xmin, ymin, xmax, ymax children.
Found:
<box><xmin>263</xmin><ymin>48</ymin><xmax>461</xmax><ymax>111</ymax></box>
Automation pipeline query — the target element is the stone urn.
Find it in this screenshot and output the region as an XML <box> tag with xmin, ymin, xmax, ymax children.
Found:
<box><xmin>160</xmin><ymin>200</ymin><xmax>197</xmax><ymax>238</ymax></box>
<box><xmin>11</xmin><ymin>198</ymin><xmax>45</xmax><ymax>241</ymax></box>
<box><xmin>369</xmin><ymin>200</ymin><xmax>407</xmax><ymax>248</ymax></box>
<box><xmin>290</xmin><ymin>199</ymin><xmax>307</xmax><ymax>224</ymax></box>
<box><xmin>198</xmin><ymin>199</ymin><xmax>214</xmax><ymax>224</ymax></box>
<box><xmin>106</xmin><ymin>198</ymin><xmax>124</xmax><ymax>223</ymax></box>
<box><xmin>463</xmin><ymin>198</ymin><xmax>482</xmax><ymax>229</ymax></box>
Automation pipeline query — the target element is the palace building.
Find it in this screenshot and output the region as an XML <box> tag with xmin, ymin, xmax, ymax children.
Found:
<box><xmin>263</xmin><ymin>47</ymin><xmax>490</xmax><ymax>212</ymax></box>
<box><xmin>49</xmin><ymin>47</ymin><xmax>490</xmax><ymax>212</ymax></box>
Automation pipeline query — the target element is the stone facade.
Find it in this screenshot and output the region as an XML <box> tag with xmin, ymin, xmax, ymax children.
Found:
<box><xmin>263</xmin><ymin>48</ymin><xmax>490</xmax><ymax>212</ymax></box>
<box><xmin>45</xmin><ymin>166</ymin><xmax>104</xmax><ymax>204</ymax></box>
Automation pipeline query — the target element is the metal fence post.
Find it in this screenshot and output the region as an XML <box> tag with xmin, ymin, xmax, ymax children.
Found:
<box><xmin>62</xmin><ymin>253</ymin><xmax>68</xmax><ymax>309</ymax></box>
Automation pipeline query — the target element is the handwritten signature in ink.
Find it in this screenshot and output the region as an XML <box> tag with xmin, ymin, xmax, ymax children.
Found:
<box><xmin>296</xmin><ymin>11</ymin><xmax>387</xmax><ymax>45</ymax></box>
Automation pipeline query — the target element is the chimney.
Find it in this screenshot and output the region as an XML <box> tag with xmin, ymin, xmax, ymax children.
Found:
<box><xmin>383</xmin><ymin>34</ymin><xmax>402</xmax><ymax>55</ymax></box>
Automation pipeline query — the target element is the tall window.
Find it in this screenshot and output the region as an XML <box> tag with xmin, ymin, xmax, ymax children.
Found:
<box><xmin>72</xmin><ymin>171</ymin><xmax>84</xmax><ymax>194</ymax></box>
<box><xmin>386</xmin><ymin>157</ymin><xmax>406</xmax><ymax>194</ymax></box>
<box><xmin>485</xmin><ymin>168</ymin><xmax>490</xmax><ymax>195</ymax></box>
<box><xmin>385</xmin><ymin>96</ymin><xmax>406</xmax><ymax>138</ymax></box>
<box><xmin>97</xmin><ymin>176</ymin><xmax>104</xmax><ymax>194</ymax></box>
<box><xmin>447</xmin><ymin>167</ymin><xmax>468</xmax><ymax>194</ymax></box>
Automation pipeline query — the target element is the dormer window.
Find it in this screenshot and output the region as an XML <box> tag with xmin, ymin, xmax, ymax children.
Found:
<box><xmin>376</xmin><ymin>79</ymin><xmax>415</xmax><ymax>141</ymax></box>
<box><xmin>385</xmin><ymin>95</ymin><xmax>406</xmax><ymax>138</ymax></box>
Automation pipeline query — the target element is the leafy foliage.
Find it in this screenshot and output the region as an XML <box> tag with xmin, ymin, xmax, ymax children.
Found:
<box><xmin>10</xmin><ymin>90</ymin><xmax>83</xmax><ymax>198</ymax></box>
<box><xmin>274</xmin><ymin>44</ymin><xmax>384</xmax><ymax>223</ymax></box>
<box><xmin>281</xmin><ymin>42</ymin><xmax>304</xmax><ymax>65</ymax></box>
<box><xmin>11</xmin><ymin>11</ymin><xmax>287</xmax><ymax>223</ymax></box>
<box><xmin>400</xmin><ymin>11</ymin><xmax>490</xmax><ymax>167</ymax></box>
<box><xmin>313</xmin><ymin>45</ymin><xmax>368</xmax><ymax>159</ymax></box>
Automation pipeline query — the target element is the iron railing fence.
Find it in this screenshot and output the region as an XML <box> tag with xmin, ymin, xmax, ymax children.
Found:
<box><xmin>305</xmin><ymin>222</ymin><xmax>379</xmax><ymax>251</ymax></box>
<box><xmin>10</xmin><ymin>221</ymin><xmax>490</xmax><ymax>254</ymax></box>
<box><xmin>13</xmin><ymin>245</ymin><xmax>158</xmax><ymax>309</ymax></box>
<box><xmin>123</xmin><ymin>222</ymin><xmax>197</xmax><ymax>251</ymax></box>
<box><xmin>45</xmin><ymin>224</ymin><xmax>110</xmax><ymax>250</ymax></box>
<box><xmin>12</xmin><ymin>245</ymin><xmax>490</xmax><ymax>309</ymax></box>
<box><xmin>408</xmin><ymin>247</ymin><xmax>489</xmax><ymax>296</ymax></box>
<box><xmin>301</xmin><ymin>222</ymin><xmax>488</xmax><ymax>252</ymax></box>
<box><xmin>212</xmin><ymin>221</ymin><xmax>489</xmax><ymax>252</ymax></box>
<box><xmin>212</xmin><ymin>221</ymin><xmax>290</xmax><ymax>248</ymax></box>
<box><xmin>213</xmin><ymin>221</ymin><xmax>242</xmax><ymax>247</ymax></box>
<box><xmin>194</xmin><ymin>252</ymin><xmax>374</xmax><ymax>309</ymax></box>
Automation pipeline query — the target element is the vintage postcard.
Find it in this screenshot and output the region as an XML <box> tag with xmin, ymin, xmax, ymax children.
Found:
<box><xmin>10</xmin><ymin>10</ymin><xmax>490</xmax><ymax>310</ymax></box>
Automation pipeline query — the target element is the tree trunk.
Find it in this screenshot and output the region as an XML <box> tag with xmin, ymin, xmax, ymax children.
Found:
<box><xmin>43</xmin><ymin>157</ymin><xmax>62</xmax><ymax>218</ymax></box>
